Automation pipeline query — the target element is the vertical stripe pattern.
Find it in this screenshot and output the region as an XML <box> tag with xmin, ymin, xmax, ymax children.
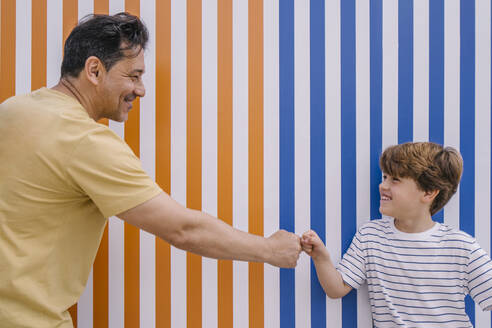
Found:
<box><xmin>3</xmin><ymin>1</ymin><xmax>492</xmax><ymax>327</ymax></box>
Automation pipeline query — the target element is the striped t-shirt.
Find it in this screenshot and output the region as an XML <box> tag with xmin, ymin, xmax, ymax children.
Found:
<box><xmin>337</xmin><ymin>217</ymin><xmax>492</xmax><ymax>328</ymax></box>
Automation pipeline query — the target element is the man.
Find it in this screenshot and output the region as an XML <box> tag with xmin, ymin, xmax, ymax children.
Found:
<box><xmin>0</xmin><ymin>13</ymin><xmax>301</xmax><ymax>327</ymax></box>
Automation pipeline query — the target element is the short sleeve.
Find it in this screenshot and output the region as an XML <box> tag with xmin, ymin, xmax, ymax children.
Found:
<box><xmin>67</xmin><ymin>127</ymin><xmax>162</xmax><ymax>218</ymax></box>
<box><xmin>336</xmin><ymin>229</ymin><xmax>367</xmax><ymax>289</ymax></box>
<box><xmin>467</xmin><ymin>240</ymin><xmax>492</xmax><ymax>311</ymax></box>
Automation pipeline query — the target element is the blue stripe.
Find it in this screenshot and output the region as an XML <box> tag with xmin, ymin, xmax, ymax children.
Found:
<box><xmin>429</xmin><ymin>0</ymin><xmax>445</xmax><ymax>223</ymax></box>
<box><xmin>370</xmin><ymin>0</ymin><xmax>383</xmax><ymax>221</ymax></box>
<box><xmin>309</xmin><ymin>0</ymin><xmax>326</xmax><ymax>327</ymax></box>
<box><xmin>341</xmin><ymin>0</ymin><xmax>358</xmax><ymax>326</ymax></box>
<box><xmin>279</xmin><ymin>0</ymin><xmax>295</xmax><ymax>326</ymax></box>
<box><xmin>398</xmin><ymin>0</ymin><xmax>414</xmax><ymax>143</ymax></box>
<box><xmin>459</xmin><ymin>0</ymin><xmax>475</xmax><ymax>324</ymax></box>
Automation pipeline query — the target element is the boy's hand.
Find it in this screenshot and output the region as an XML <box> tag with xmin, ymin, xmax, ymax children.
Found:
<box><xmin>301</xmin><ymin>230</ymin><xmax>329</xmax><ymax>260</ymax></box>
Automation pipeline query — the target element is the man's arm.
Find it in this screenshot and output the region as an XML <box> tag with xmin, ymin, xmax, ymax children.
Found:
<box><xmin>118</xmin><ymin>192</ymin><xmax>301</xmax><ymax>268</ymax></box>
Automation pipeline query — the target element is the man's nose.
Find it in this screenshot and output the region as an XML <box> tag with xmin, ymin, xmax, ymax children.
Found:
<box><xmin>135</xmin><ymin>81</ymin><xmax>145</xmax><ymax>98</ymax></box>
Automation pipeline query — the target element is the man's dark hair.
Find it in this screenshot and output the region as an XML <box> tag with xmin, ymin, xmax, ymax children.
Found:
<box><xmin>61</xmin><ymin>12</ymin><xmax>149</xmax><ymax>78</ymax></box>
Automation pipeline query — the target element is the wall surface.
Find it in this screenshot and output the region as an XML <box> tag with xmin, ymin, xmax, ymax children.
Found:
<box><xmin>1</xmin><ymin>0</ymin><xmax>491</xmax><ymax>327</ymax></box>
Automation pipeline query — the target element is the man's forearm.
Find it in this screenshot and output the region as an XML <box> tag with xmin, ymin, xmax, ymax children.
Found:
<box><xmin>171</xmin><ymin>207</ymin><xmax>272</xmax><ymax>263</ymax></box>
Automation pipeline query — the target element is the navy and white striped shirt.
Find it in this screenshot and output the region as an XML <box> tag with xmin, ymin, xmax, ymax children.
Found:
<box><xmin>337</xmin><ymin>218</ymin><xmax>492</xmax><ymax>328</ymax></box>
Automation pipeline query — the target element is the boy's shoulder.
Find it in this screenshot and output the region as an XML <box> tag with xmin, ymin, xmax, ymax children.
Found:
<box><xmin>356</xmin><ymin>218</ymin><xmax>394</xmax><ymax>237</ymax></box>
<box><xmin>433</xmin><ymin>223</ymin><xmax>476</xmax><ymax>243</ymax></box>
<box><xmin>358</xmin><ymin>217</ymin><xmax>393</xmax><ymax>232</ymax></box>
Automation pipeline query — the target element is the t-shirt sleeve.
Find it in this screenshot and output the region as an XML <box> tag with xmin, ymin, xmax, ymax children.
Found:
<box><xmin>66</xmin><ymin>127</ymin><xmax>162</xmax><ymax>218</ymax></box>
<box><xmin>467</xmin><ymin>240</ymin><xmax>492</xmax><ymax>311</ymax></box>
<box><xmin>336</xmin><ymin>229</ymin><xmax>367</xmax><ymax>289</ymax></box>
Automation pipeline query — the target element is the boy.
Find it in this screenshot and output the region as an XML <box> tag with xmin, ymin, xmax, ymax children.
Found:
<box><xmin>302</xmin><ymin>142</ymin><xmax>492</xmax><ymax>327</ymax></box>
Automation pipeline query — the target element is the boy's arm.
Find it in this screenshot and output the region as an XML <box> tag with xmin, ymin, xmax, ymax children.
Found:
<box><xmin>302</xmin><ymin>231</ymin><xmax>352</xmax><ymax>298</ymax></box>
<box><xmin>311</xmin><ymin>251</ymin><xmax>353</xmax><ymax>299</ymax></box>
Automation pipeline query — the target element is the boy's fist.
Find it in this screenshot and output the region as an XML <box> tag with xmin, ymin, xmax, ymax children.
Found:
<box><xmin>301</xmin><ymin>230</ymin><xmax>329</xmax><ymax>260</ymax></box>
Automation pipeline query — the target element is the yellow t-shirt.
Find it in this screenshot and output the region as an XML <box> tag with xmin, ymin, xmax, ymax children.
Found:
<box><xmin>0</xmin><ymin>88</ymin><xmax>162</xmax><ymax>327</ymax></box>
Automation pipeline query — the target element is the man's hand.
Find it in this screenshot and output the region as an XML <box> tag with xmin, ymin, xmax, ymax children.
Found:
<box><xmin>301</xmin><ymin>230</ymin><xmax>329</xmax><ymax>261</ymax></box>
<box><xmin>265</xmin><ymin>230</ymin><xmax>302</xmax><ymax>268</ymax></box>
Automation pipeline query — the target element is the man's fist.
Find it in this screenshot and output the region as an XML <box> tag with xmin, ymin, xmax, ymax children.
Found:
<box><xmin>265</xmin><ymin>230</ymin><xmax>302</xmax><ymax>268</ymax></box>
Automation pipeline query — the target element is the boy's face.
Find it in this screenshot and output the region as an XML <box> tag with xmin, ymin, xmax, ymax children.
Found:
<box><xmin>379</xmin><ymin>173</ymin><xmax>428</xmax><ymax>219</ymax></box>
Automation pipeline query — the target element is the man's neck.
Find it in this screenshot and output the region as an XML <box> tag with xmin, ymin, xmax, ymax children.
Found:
<box><xmin>51</xmin><ymin>78</ymin><xmax>99</xmax><ymax>121</ymax></box>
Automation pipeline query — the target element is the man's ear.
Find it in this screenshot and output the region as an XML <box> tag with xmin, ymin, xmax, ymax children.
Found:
<box><xmin>84</xmin><ymin>56</ymin><xmax>105</xmax><ymax>85</ymax></box>
<box><xmin>423</xmin><ymin>189</ymin><xmax>439</xmax><ymax>204</ymax></box>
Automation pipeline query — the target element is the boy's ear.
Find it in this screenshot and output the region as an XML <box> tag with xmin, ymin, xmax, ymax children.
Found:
<box><xmin>423</xmin><ymin>189</ymin><xmax>439</xmax><ymax>203</ymax></box>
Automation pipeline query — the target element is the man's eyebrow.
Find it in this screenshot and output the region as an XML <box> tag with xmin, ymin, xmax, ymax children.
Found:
<box><xmin>129</xmin><ymin>69</ymin><xmax>145</xmax><ymax>75</ymax></box>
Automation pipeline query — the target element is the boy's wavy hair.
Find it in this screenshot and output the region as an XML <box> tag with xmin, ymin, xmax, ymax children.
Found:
<box><xmin>380</xmin><ymin>142</ymin><xmax>463</xmax><ymax>216</ymax></box>
<box><xmin>61</xmin><ymin>12</ymin><xmax>148</xmax><ymax>78</ymax></box>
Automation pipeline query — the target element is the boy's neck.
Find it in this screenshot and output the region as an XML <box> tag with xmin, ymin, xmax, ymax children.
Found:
<box><xmin>393</xmin><ymin>214</ymin><xmax>435</xmax><ymax>233</ymax></box>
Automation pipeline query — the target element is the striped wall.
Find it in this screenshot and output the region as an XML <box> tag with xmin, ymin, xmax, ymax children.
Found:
<box><xmin>1</xmin><ymin>0</ymin><xmax>491</xmax><ymax>327</ymax></box>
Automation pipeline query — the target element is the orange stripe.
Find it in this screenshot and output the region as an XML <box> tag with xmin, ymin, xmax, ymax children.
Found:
<box><xmin>248</xmin><ymin>1</ymin><xmax>264</xmax><ymax>327</ymax></box>
<box><xmin>94</xmin><ymin>0</ymin><xmax>109</xmax><ymax>16</ymax></box>
<box><xmin>92</xmin><ymin>3</ymin><xmax>109</xmax><ymax>324</ymax></box>
<box><xmin>0</xmin><ymin>0</ymin><xmax>15</xmax><ymax>103</ymax></box>
<box><xmin>62</xmin><ymin>1</ymin><xmax>79</xmax><ymax>325</ymax></box>
<box><xmin>31</xmin><ymin>0</ymin><xmax>47</xmax><ymax>91</ymax></box>
<box><xmin>155</xmin><ymin>0</ymin><xmax>171</xmax><ymax>326</ymax></box>
<box><xmin>93</xmin><ymin>224</ymin><xmax>109</xmax><ymax>328</ymax></box>
<box><xmin>124</xmin><ymin>1</ymin><xmax>141</xmax><ymax>328</ymax></box>
<box><xmin>217</xmin><ymin>1</ymin><xmax>233</xmax><ymax>327</ymax></box>
<box><xmin>187</xmin><ymin>0</ymin><xmax>202</xmax><ymax>327</ymax></box>
<box><xmin>63</xmin><ymin>0</ymin><xmax>78</xmax><ymax>46</ymax></box>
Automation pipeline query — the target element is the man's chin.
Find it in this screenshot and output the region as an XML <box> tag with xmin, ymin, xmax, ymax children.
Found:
<box><xmin>110</xmin><ymin>112</ymin><xmax>128</xmax><ymax>123</ymax></box>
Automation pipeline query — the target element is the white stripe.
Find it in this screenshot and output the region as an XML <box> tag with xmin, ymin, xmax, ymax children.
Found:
<box><xmin>108</xmin><ymin>122</ymin><xmax>125</xmax><ymax>328</ymax></box>
<box><xmin>170</xmin><ymin>0</ymin><xmax>187</xmax><ymax>327</ymax></box>
<box><xmin>140</xmin><ymin>1</ymin><xmax>157</xmax><ymax>327</ymax></box>
<box><xmin>46</xmin><ymin>0</ymin><xmax>62</xmax><ymax>88</ymax></box>
<box><xmin>233</xmin><ymin>0</ymin><xmax>249</xmax><ymax>326</ymax></box>
<box><xmin>474</xmin><ymin>0</ymin><xmax>491</xmax><ymax>326</ymax></box>
<box><xmin>75</xmin><ymin>5</ymin><xmax>94</xmax><ymax>327</ymax></box>
<box><xmin>294</xmin><ymin>1</ymin><xmax>311</xmax><ymax>327</ymax></box>
<box><xmin>109</xmin><ymin>0</ymin><xmax>124</xmax><ymax>15</ymax></box>
<box><xmin>15</xmin><ymin>0</ymin><xmax>31</xmax><ymax>95</ymax></box>
<box><xmin>325</xmin><ymin>0</ymin><xmax>342</xmax><ymax>325</ymax></box>
<box><xmin>443</xmin><ymin>0</ymin><xmax>460</xmax><ymax>230</ymax></box>
<box><xmin>108</xmin><ymin>216</ymin><xmax>125</xmax><ymax>328</ymax></box>
<box><xmin>202</xmin><ymin>0</ymin><xmax>218</xmax><ymax>327</ymax></box>
<box><xmin>78</xmin><ymin>0</ymin><xmax>93</xmax><ymax>20</ymax></box>
<box><xmin>77</xmin><ymin>269</ymin><xmax>93</xmax><ymax>328</ymax></box>
<box><xmin>263</xmin><ymin>0</ymin><xmax>280</xmax><ymax>326</ymax></box>
<box><xmin>355</xmin><ymin>0</ymin><xmax>372</xmax><ymax>326</ymax></box>
<box><xmin>413</xmin><ymin>0</ymin><xmax>429</xmax><ymax>142</ymax></box>
<box><xmin>382</xmin><ymin>0</ymin><xmax>398</xmax><ymax>149</ymax></box>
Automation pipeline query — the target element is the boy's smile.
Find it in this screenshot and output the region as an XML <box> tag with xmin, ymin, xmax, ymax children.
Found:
<box><xmin>379</xmin><ymin>173</ymin><xmax>431</xmax><ymax>225</ymax></box>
